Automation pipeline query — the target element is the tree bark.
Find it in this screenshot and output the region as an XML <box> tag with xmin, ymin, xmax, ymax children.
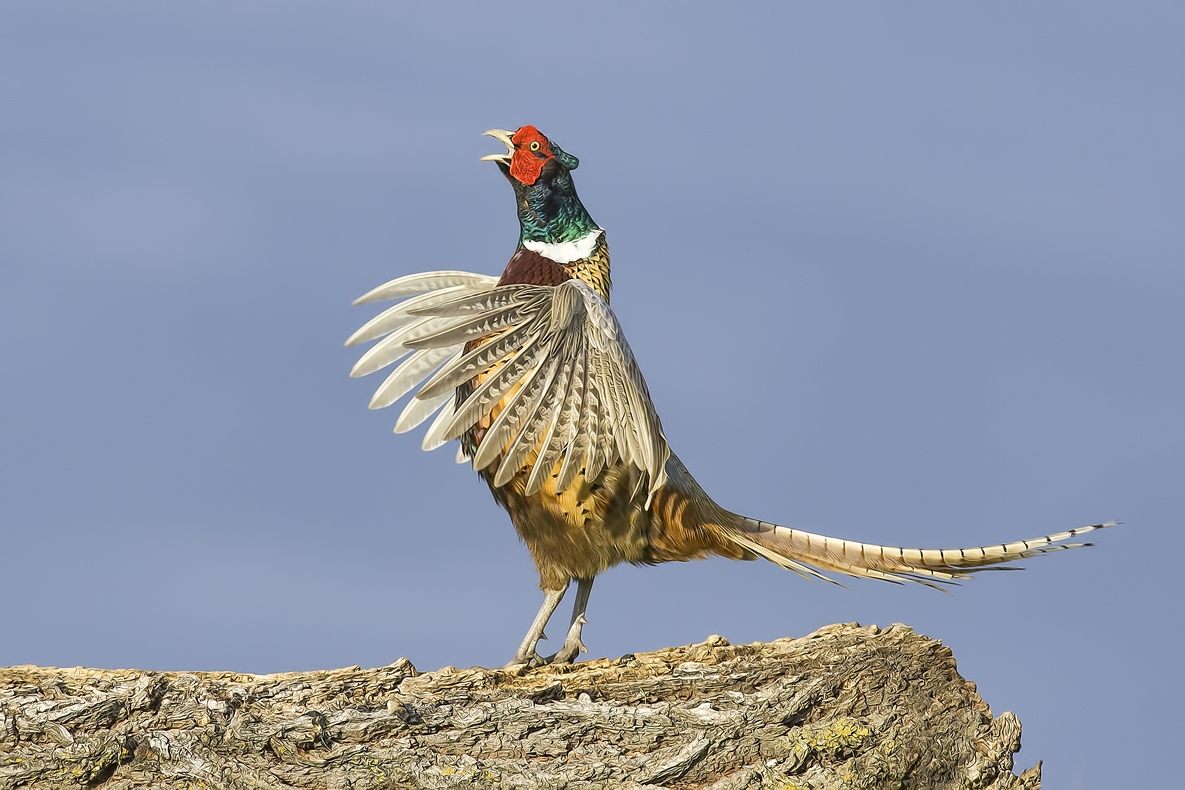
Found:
<box><xmin>0</xmin><ymin>623</ymin><xmax>1041</xmax><ymax>789</ymax></box>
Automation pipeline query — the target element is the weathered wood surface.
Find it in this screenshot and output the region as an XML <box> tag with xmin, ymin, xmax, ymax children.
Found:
<box><xmin>0</xmin><ymin>623</ymin><xmax>1041</xmax><ymax>789</ymax></box>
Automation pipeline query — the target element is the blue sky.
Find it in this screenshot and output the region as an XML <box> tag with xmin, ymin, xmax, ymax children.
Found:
<box><xmin>1</xmin><ymin>4</ymin><xmax>1181</xmax><ymax>787</ymax></box>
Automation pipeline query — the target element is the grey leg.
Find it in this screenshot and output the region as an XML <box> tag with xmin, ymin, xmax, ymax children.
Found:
<box><xmin>550</xmin><ymin>576</ymin><xmax>594</xmax><ymax>664</ymax></box>
<box><xmin>506</xmin><ymin>582</ymin><xmax>569</xmax><ymax>668</ymax></box>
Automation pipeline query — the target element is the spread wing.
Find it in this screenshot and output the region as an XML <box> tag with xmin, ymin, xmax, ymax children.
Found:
<box><xmin>349</xmin><ymin>273</ymin><xmax>669</xmax><ymax>504</ymax></box>
<box><xmin>345</xmin><ymin>270</ymin><xmax>500</xmax><ymax>450</ymax></box>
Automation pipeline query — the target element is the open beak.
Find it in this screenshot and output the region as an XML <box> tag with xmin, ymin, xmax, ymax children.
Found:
<box><xmin>480</xmin><ymin>128</ymin><xmax>515</xmax><ymax>163</ymax></box>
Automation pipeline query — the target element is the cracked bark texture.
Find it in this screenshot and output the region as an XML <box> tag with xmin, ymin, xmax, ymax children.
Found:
<box><xmin>0</xmin><ymin>623</ymin><xmax>1042</xmax><ymax>789</ymax></box>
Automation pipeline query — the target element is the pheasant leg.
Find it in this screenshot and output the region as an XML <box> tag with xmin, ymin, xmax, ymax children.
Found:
<box><xmin>550</xmin><ymin>577</ymin><xmax>594</xmax><ymax>664</ymax></box>
<box><xmin>506</xmin><ymin>582</ymin><xmax>569</xmax><ymax>667</ymax></box>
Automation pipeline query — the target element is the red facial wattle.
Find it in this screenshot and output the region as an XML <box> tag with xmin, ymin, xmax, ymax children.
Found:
<box><xmin>509</xmin><ymin>125</ymin><xmax>554</xmax><ymax>185</ymax></box>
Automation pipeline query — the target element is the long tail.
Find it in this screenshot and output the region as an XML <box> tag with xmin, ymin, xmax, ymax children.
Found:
<box><xmin>726</xmin><ymin>516</ymin><xmax>1116</xmax><ymax>590</ymax></box>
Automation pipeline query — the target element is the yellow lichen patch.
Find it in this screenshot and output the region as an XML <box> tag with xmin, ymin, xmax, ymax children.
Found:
<box><xmin>803</xmin><ymin>717</ymin><xmax>871</xmax><ymax>755</ymax></box>
<box><xmin>772</xmin><ymin>715</ymin><xmax>873</xmax><ymax>778</ymax></box>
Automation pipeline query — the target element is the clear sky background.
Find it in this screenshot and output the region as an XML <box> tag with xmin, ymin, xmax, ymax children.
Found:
<box><xmin>1</xmin><ymin>3</ymin><xmax>1181</xmax><ymax>787</ymax></box>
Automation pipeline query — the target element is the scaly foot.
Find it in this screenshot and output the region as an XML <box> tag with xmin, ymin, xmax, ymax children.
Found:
<box><xmin>549</xmin><ymin>615</ymin><xmax>589</xmax><ymax>664</ymax></box>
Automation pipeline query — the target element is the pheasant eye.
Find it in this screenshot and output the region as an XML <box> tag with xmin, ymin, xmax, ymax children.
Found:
<box><xmin>529</xmin><ymin>141</ymin><xmax>541</xmax><ymax>152</ymax></box>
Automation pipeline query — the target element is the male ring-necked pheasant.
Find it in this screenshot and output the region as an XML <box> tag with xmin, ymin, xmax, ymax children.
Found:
<box><xmin>347</xmin><ymin>125</ymin><xmax>1112</xmax><ymax>666</ymax></box>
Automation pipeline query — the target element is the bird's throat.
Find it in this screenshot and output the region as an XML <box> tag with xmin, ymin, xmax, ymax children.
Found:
<box><xmin>512</xmin><ymin>174</ymin><xmax>598</xmax><ymax>246</ymax></box>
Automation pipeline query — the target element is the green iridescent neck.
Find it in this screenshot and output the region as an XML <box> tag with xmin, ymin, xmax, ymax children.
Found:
<box><xmin>511</xmin><ymin>168</ymin><xmax>600</xmax><ymax>245</ymax></box>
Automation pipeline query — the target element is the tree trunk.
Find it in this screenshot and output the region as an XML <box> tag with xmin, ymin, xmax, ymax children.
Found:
<box><xmin>0</xmin><ymin>623</ymin><xmax>1041</xmax><ymax>789</ymax></box>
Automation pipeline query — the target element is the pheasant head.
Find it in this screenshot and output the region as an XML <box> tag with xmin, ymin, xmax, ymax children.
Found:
<box><xmin>483</xmin><ymin>126</ymin><xmax>598</xmax><ymax>246</ymax></box>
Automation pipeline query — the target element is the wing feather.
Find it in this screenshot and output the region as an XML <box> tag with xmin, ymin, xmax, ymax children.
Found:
<box><xmin>346</xmin><ymin>285</ymin><xmax>472</xmax><ymax>347</ymax></box>
<box><xmin>350</xmin><ymin>315</ymin><xmax>458</xmax><ymax>378</ymax></box>
<box><xmin>397</xmin><ymin>389</ymin><xmax>452</xmax><ymax>437</ymax></box>
<box><xmin>524</xmin><ymin>349</ymin><xmax>579</xmax><ymax>496</ymax></box>
<box><xmin>408</xmin><ymin>285</ymin><xmax>539</xmax><ymax>318</ymax></box>
<box><xmin>555</xmin><ymin>346</ymin><xmax>590</xmax><ymax>493</ymax></box>
<box><xmin>471</xmin><ymin>361</ymin><xmax>548</xmax><ymax>472</ymax></box>
<box><xmin>494</xmin><ymin>355</ymin><xmax>563</xmax><ymax>487</ymax></box>
<box><xmin>348</xmin><ymin>269</ymin><xmax>499</xmax><ymax>450</ymax></box>
<box><xmin>369</xmin><ymin>346</ymin><xmax>458</xmax><ymax>410</ymax></box>
<box><xmin>444</xmin><ymin>337</ymin><xmax>545</xmax><ymax>442</ymax></box>
<box><xmin>419</xmin><ymin>394</ymin><xmax>458</xmax><ymax>449</ymax></box>
<box><xmin>403</xmin><ymin>301</ymin><xmax>534</xmax><ymax>350</ymax></box>
<box><xmin>415</xmin><ymin>321</ymin><xmax>535</xmax><ymax>401</ymax></box>
<box><xmin>353</xmin><ymin>271</ymin><xmax>499</xmax><ymax>305</ymax></box>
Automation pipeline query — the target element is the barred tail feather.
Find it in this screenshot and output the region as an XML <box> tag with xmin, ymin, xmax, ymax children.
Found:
<box><xmin>729</xmin><ymin>518</ymin><xmax>1116</xmax><ymax>589</ymax></box>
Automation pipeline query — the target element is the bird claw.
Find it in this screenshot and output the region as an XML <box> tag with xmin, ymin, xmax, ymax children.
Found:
<box><xmin>551</xmin><ymin>615</ymin><xmax>590</xmax><ymax>664</ymax></box>
<box><xmin>549</xmin><ymin>639</ymin><xmax>586</xmax><ymax>665</ymax></box>
<box><xmin>503</xmin><ymin>651</ymin><xmax>547</xmax><ymax>671</ymax></box>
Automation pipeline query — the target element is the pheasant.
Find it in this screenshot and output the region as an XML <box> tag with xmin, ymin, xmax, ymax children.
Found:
<box><xmin>347</xmin><ymin>125</ymin><xmax>1113</xmax><ymax>667</ymax></box>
